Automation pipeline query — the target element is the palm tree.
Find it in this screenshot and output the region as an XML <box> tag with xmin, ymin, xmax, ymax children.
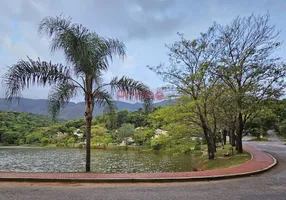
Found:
<box><xmin>3</xmin><ymin>15</ymin><xmax>152</xmax><ymax>172</ymax></box>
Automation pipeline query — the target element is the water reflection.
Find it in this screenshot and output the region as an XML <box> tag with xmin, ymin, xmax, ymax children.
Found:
<box><xmin>0</xmin><ymin>147</ymin><xmax>194</xmax><ymax>173</ymax></box>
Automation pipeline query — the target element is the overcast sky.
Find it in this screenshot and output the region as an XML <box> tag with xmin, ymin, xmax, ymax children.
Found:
<box><xmin>0</xmin><ymin>0</ymin><xmax>285</xmax><ymax>102</ymax></box>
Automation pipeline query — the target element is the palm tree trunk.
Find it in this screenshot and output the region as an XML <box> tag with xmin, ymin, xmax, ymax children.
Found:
<box><xmin>85</xmin><ymin>92</ymin><xmax>94</xmax><ymax>172</ymax></box>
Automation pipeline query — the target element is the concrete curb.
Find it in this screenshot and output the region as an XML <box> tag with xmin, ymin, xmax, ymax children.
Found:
<box><xmin>0</xmin><ymin>147</ymin><xmax>277</xmax><ymax>183</ymax></box>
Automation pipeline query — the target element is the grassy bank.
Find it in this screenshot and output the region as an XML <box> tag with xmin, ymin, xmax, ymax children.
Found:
<box><xmin>248</xmin><ymin>137</ymin><xmax>269</xmax><ymax>142</ymax></box>
<box><xmin>195</xmin><ymin>144</ymin><xmax>251</xmax><ymax>171</ymax></box>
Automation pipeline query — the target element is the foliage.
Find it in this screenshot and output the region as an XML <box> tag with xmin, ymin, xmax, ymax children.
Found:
<box><xmin>91</xmin><ymin>125</ymin><xmax>111</xmax><ymax>148</ymax></box>
<box><xmin>148</xmin><ymin>13</ymin><xmax>286</xmax><ymax>157</ymax></box>
<box><xmin>213</xmin><ymin>14</ymin><xmax>286</xmax><ymax>152</ymax></box>
<box><xmin>117</xmin><ymin>123</ymin><xmax>135</xmax><ymax>145</ymax></box>
<box><xmin>148</xmin><ymin>27</ymin><xmax>222</xmax><ymax>159</ymax></box>
<box><xmin>0</xmin><ymin>111</ymin><xmax>53</xmax><ymax>144</ymax></box>
<box><xmin>151</xmin><ymin>134</ymin><xmax>170</xmax><ymax>150</ymax></box>
<box><xmin>133</xmin><ymin>128</ymin><xmax>146</xmax><ymax>145</ymax></box>
<box><xmin>279</xmin><ymin>121</ymin><xmax>286</xmax><ymax>136</ymax></box>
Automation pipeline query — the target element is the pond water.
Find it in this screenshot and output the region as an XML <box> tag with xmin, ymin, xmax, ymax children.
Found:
<box><xmin>0</xmin><ymin>147</ymin><xmax>195</xmax><ymax>173</ymax></box>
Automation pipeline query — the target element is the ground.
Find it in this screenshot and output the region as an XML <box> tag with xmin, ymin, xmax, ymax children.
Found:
<box><xmin>0</xmin><ymin>131</ymin><xmax>285</xmax><ymax>200</ymax></box>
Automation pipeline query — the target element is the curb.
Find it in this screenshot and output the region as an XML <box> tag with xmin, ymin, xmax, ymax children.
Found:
<box><xmin>0</xmin><ymin>147</ymin><xmax>277</xmax><ymax>183</ymax></box>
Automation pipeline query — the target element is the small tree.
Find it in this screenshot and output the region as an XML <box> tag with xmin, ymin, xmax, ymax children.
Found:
<box><xmin>148</xmin><ymin>28</ymin><xmax>221</xmax><ymax>159</ymax></box>
<box><xmin>91</xmin><ymin>125</ymin><xmax>111</xmax><ymax>148</ymax></box>
<box><xmin>133</xmin><ymin>128</ymin><xmax>146</xmax><ymax>145</ymax></box>
<box><xmin>117</xmin><ymin>123</ymin><xmax>135</xmax><ymax>147</ymax></box>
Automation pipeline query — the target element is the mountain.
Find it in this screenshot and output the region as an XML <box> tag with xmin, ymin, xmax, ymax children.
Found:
<box><xmin>0</xmin><ymin>98</ymin><xmax>176</xmax><ymax>120</ymax></box>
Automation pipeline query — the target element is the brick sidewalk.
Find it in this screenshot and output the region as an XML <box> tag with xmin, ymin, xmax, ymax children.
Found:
<box><xmin>0</xmin><ymin>144</ymin><xmax>277</xmax><ymax>182</ymax></box>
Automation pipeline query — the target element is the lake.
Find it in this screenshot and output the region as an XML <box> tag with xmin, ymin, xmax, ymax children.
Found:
<box><xmin>0</xmin><ymin>147</ymin><xmax>195</xmax><ymax>173</ymax></box>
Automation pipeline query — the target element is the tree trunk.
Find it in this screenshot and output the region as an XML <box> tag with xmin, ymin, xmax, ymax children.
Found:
<box><xmin>206</xmin><ymin>129</ymin><xmax>215</xmax><ymax>160</ymax></box>
<box><xmin>230</xmin><ymin>129</ymin><xmax>236</xmax><ymax>147</ymax></box>
<box><xmin>236</xmin><ymin>133</ymin><xmax>242</xmax><ymax>153</ymax></box>
<box><xmin>207</xmin><ymin>140</ymin><xmax>215</xmax><ymax>159</ymax></box>
<box><xmin>236</xmin><ymin>112</ymin><xmax>243</xmax><ymax>153</ymax></box>
<box><xmin>85</xmin><ymin>93</ymin><xmax>94</xmax><ymax>172</ymax></box>
<box><xmin>214</xmin><ymin>134</ymin><xmax>217</xmax><ymax>152</ymax></box>
<box><xmin>223</xmin><ymin>129</ymin><xmax>227</xmax><ymax>145</ymax></box>
<box><xmin>200</xmin><ymin>115</ymin><xmax>215</xmax><ymax>159</ymax></box>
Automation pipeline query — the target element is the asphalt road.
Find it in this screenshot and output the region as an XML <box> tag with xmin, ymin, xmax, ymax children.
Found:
<box><xmin>0</xmin><ymin>133</ymin><xmax>285</xmax><ymax>200</ymax></box>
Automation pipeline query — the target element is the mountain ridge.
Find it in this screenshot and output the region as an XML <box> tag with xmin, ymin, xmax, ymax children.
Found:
<box><xmin>0</xmin><ymin>97</ymin><xmax>176</xmax><ymax>120</ymax></box>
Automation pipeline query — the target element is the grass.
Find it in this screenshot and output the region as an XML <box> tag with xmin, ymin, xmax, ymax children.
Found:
<box><xmin>248</xmin><ymin>137</ymin><xmax>268</xmax><ymax>142</ymax></box>
<box><xmin>195</xmin><ymin>144</ymin><xmax>251</xmax><ymax>171</ymax></box>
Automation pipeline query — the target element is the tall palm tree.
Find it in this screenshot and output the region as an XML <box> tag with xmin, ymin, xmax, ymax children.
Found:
<box><xmin>3</xmin><ymin>15</ymin><xmax>152</xmax><ymax>172</ymax></box>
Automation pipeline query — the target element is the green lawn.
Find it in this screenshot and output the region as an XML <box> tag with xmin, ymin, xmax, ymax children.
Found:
<box><xmin>248</xmin><ymin>137</ymin><xmax>268</xmax><ymax>142</ymax></box>
<box><xmin>198</xmin><ymin>144</ymin><xmax>251</xmax><ymax>171</ymax></box>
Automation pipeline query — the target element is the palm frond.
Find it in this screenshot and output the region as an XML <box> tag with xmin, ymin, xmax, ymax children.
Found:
<box><xmin>93</xmin><ymin>89</ymin><xmax>115</xmax><ymax>112</ymax></box>
<box><xmin>39</xmin><ymin>15</ymin><xmax>91</xmax><ymax>74</ymax></box>
<box><xmin>39</xmin><ymin>15</ymin><xmax>126</xmax><ymax>80</ymax></box>
<box><xmin>108</xmin><ymin>76</ymin><xmax>153</xmax><ymax>112</ymax></box>
<box><xmin>91</xmin><ymin>36</ymin><xmax>126</xmax><ymax>64</ymax></box>
<box><xmin>38</xmin><ymin>15</ymin><xmax>72</xmax><ymax>38</ymax></box>
<box><xmin>4</xmin><ymin>57</ymin><xmax>71</xmax><ymax>101</ymax></box>
<box><xmin>48</xmin><ymin>81</ymin><xmax>78</xmax><ymax>120</ymax></box>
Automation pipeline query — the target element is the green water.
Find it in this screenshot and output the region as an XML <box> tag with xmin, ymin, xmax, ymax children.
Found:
<box><xmin>0</xmin><ymin>147</ymin><xmax>195</xmax><ymax>173</ymax></box>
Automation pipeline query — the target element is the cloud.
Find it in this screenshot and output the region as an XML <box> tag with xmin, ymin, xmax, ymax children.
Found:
<box><xmin>1</xmin><ymin>0</ymin><xmax>286</xmax><ymax>101</ymax></box>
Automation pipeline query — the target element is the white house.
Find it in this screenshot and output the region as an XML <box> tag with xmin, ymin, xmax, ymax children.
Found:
<box><xmin>152</xmin><ymin>129</ymin><xmax>168</xmax><ymax>139</ymax></box>
<box><xmin>73</xmin><ymin>129</ymin><xmax>83</xmax><ymax>138</ymax></box>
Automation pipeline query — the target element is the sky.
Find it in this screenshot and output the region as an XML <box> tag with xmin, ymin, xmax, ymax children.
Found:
<box><xmin>0</xmin><ymin>0</ymin><xmax>285</xmax><ymax>102</ymax></box>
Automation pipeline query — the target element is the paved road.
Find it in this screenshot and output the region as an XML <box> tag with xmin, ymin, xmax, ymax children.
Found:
<box><xmin>0</xmin><ymin>133</ymin><xmax>285</xmax><ymax>200</ymax></box>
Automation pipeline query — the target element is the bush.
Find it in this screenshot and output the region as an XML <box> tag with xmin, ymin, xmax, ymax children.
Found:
<box><xmin>56</xmin><ymin>143</ymin><xmax>66</xmax><ymax>147</ymax></box>
<box><xmin>25</xmin><ymin>132</ymin><xmax>43</xmax><ymax>144</ymax></box>
<box><xmin>279</xmin><ymin>123</ymin><xmax>286</xmax><ymax>136</ymax></box>
<box><xmin>2</xmin><ymin>131</ymin><xmax>19</xmax><ymax>144</ymax></box>
<box><xmin>134</xmin><ymin>128</ymin><xmax>146</xmax><ymax>146</ymax></box>
<box><xmin>18</xmin><ymin>139</ymin><xmax>25</xmax><ymax>145</ymax></box>
<box><xmin>67</xmin><ymin>137</ymin><xmax>75</xmax><ymax>146</ymax></box>
<box><xmin>194</xmin><ymin>144</ymin><xmax>201</xmax><ymax>151</ymax></box>
<box><xmin>40</xmin><ymin>137</ymin><xmax>51</xmax><ymax>146</ymax></box>
<box><xmin>151</xmin><ymin>134</ymin><xmax>170</xmax><ymax>150</ymax></box>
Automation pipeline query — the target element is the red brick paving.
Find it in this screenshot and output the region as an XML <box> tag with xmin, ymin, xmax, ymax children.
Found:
<box><xmin>0</xmin><ymin>144</ymin><xmax>276</xmax><ymax>181</ymax></box>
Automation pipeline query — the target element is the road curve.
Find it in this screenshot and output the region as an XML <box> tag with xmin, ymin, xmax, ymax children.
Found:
<box><xmin>0</xmin><ymin>133</ymin><xmax>285</xmax><ymax>200</ymax></box>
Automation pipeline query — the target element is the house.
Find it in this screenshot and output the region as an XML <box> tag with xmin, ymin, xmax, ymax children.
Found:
<box><xmin>152</xmin><ymin>129</ymin><xmax>168</xmax><ymax>139</ymax></box>
<box><xmin>119</xmin><ymin>137</ymin><xmax>134</xmax><ymax>146</ymax></box>
<box><xmin>73</xmin><ymin>129</ymin><xmax>83</xmax><ymax>138</ymax></box>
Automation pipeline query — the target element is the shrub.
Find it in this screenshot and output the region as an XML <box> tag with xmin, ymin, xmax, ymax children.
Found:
<box><xmin>194</xmin><ymin>144</ymin><xmax>201</xmax><ymax>151</ymax></box>
<box><xmin>279</xmin><ymin>123</ymin><xmax>286</xmax><ymax>136</ymax></box>
<box><xmin>40</xmin><ymin>137</ymin><xmax>51</xmax><ymax>146</ymax></box>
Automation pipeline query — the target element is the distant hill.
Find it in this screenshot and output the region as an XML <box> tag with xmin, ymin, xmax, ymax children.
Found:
<box><xmin>0</xmin><ymin>98</ymin><xmax>176</xmax><ymax>120</ymax></box>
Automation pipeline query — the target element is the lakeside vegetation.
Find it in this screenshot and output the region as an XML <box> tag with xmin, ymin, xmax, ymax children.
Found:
<box><xmin>1</xmin><ymin>97</ymin><xmax>285</xmax><ymax>151</ymax></box>
<box><xmin>0</xmin><ymin>109</ymin><xmax>252</xmax><ymax>171</ymax></box>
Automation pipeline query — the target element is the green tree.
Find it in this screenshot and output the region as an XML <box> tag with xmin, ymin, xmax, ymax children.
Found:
<box><xmin>67</xmin><ymin>137</ymin><xmax>75</xmax><ymax>147</ymax></box>
<box><xmin>117</xmin><ymin>110</ymin><xmax>130</xmax><ymax>127</ymax></box>
<box><xmin>117</xmin><ymin>123</ymin><xmax>135</xmax><ymax>147</ymax></box>
<box><xmin>91</xmin><ymin>125</ymin><xmax>111</xmax><ymax>148</ymax></box>
<box><xmin>41</xmin><ymin>137</ymin><xmax>51</xmax><ymax>146</ymax></box>
<box><xmin>149</xmin><ymin>99</ymin><xmax>202</xmax><ymax>152</ymax></box>
<box><xmin>128</xmin><ymin>111</ymin><xmax>148</xmax><ymax>127</ymax></box>
<box><xmin>2</xmin><ymin>131</ymin><xmax>19</xmax><ymax>144</ymax></box>
<box><xmin>3</xmin><ymin>15</ymin><xmax>151</xmax><ymax>172</ymax></box>
<box><xmin>213</xmin><ymin>14</ymin><xmax>286</xmax><ymax>153</ymax></box>
<box><xmin>133</xmin><ymin>128</ymin><xmax>146</xmax><ymax>145</ymax></box>
<box><xmin>149</xmin><ymin>28</ymin><xmax>221</xmax><ymax>159</ymax></box>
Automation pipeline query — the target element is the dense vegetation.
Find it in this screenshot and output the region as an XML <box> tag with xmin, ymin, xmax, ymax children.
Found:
<box><xmin>1</xmin><ymin>98</ymin><xmax>284</xmax><ymax>151</ymax></box>
<box><xmin>0</xmin><ymin>111</ymin><xmax>54</xmax><ymax>145</ymax></box>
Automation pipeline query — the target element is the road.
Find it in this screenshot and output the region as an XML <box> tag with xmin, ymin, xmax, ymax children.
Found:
<box><xmin>0</xmin><ymin>132</ymin><xmax>285</xmax><ymax>200</ymax></box>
